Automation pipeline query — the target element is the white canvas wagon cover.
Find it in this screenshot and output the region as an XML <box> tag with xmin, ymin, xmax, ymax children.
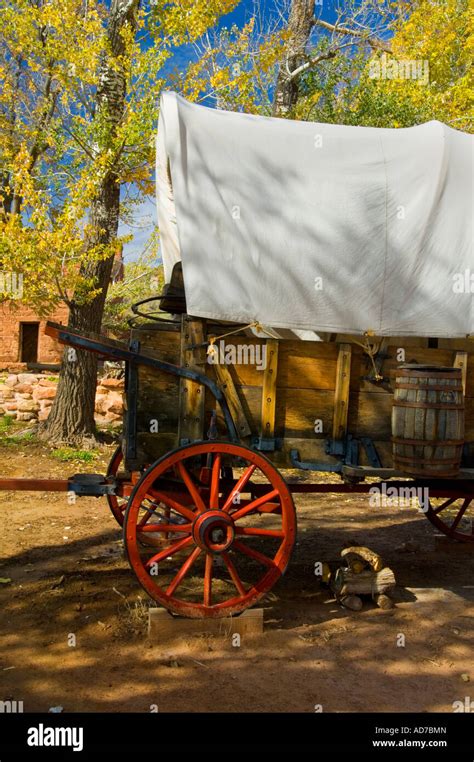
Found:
<box><xmin>156</xmin><ymin>91</ymin><xmax>473</xmax><ymax>338</ymax></box>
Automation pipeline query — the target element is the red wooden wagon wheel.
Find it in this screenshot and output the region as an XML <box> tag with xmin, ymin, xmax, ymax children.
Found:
<box><xmin>123</xmin><ymin>441</ymin><xmax>296</xmax><ymax>618</ymax></box>
<box><xmin>420</xmin><ymin>492</ymin><xmax>474</xmax><ymax>542</ymax></box>
<box><xmin>106</xmin><ymin>445</ymin><xmax>128</xmax><ymax>526</ymax></box>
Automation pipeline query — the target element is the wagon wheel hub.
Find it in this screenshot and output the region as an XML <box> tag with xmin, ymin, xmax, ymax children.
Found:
<box><xmin>192</xmin><ymin>510</ymin><xmax>235</xmax><ymax>553</ymax></box>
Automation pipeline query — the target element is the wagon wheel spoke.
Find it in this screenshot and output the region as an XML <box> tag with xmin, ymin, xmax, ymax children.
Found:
<box><xmin>138</xmin><ymin>503</ymin><xmax>157</xmax><ymax>528</ymax></box>
<box><xmin>450</xmin><ymin>499</ymin><xmax>471</xmax><ymax>531</ymax></box>
<box><xmin>209</xmin><ymin>454</ymin><xmax>221</xmax><ymax>510</ymax></box>
<box><xmin>203</xmin><ymin>553</ymin><xmax>213</xmax><ymax>606</ymax></box>
<box><xmin>222</xmin><ymin>464</ymin><xmax>256</xmax><ymax>512</ymax></box>
<box><xmin>234</xmin><ymin>526</ymin><xmax>285</xmax><ymax>538</ymax></box>
<box><xmin>422</xmin><ymin>495</ymin><xmax>474</xmax><ymax>543</ymax></box>
<box><xmin>233</xmin><ymin>540</ymin><xmax>276</xmax><ymax>568</ymax></box>
<box><xmin>145</xmin><ymin>535</ymin><xmax>194</xmax><ymax>570</ymax></box>
<box><xmin>431</xmin><ymin>497</ymin><xmax>458</xmax><ymax>515</ymax></box>
<box><xmin>222</xmin><ymin>551</ymin><xmax>247</xmax><ymax>596</ymax></box>
<box><xmin>139</xmin><ymin>523</ymin><xmax>192</xmax><ymax>534</ymax></box>
<box><xmin>231</xmin><ymin>489</ymin><xmax>280</xmax><ymax>522</ymax></box>
<box><xmin>176</xmin><ymin>462</ymin><xmax>207</xmax><ymax>514</ymax></box>
<box><xmin>138</xmin><ymin>495</ymin><xmax>170</xmax><ymax>518</ymax></box>
<box><xmin>166</xmin><ymin>546</ymin><xmax>202</xmax><ymax>597</ymax></box>
<box><xmin>147</xmin><ymin>490</ymin><xmax>196</xmax><ymax>522</ymax></box>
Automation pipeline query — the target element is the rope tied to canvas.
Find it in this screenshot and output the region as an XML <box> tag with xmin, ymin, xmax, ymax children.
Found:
<box><xmin>352</xmin><ymin>332</ymin><xmax>383</xmax><ymax>382</ymax></box>
<box><xmin>206</xmin><ymin>322</ymin><xmax>263</xmax><ymax>361</ymax></box>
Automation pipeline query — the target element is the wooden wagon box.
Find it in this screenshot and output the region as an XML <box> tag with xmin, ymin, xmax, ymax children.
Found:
<box><xmin>127</xmin><ymin>316</ymin><xmax>474</xmax><ymax>476</ymax></box>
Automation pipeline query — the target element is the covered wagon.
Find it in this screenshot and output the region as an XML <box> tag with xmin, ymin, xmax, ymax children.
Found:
<box><xmin>6</xmin><ymin>92</ymin><xmax>474</xmax><ymax>619</ymax></box>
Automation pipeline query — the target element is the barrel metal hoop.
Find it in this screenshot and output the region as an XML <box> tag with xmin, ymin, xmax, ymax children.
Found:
<box><xmin>391</xmin><ymin>437</ymin><xmax>465</xmax><ymax>446</ymax></box>
<box><xmin>392</xmin><ymin>370</ymin><xmax>463</xmax><ymax>379</ymax></box>
<box><xmin>394</xmin><ymin>382</ymin><xmax>463</xmax><ymax>392</ymax></box>
<box><xmin>392</xmin><ymin>400</ymin><xmax>464</xmax><ymax>410</ymax></box>
<box><xmin>393</xmin><ymin>454</ymin><xmax>463</xmax><ymax>465</ymax></box>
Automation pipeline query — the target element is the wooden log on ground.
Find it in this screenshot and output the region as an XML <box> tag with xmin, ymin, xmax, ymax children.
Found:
<box><xmin>341</xmin><ymin>545</ymin><xmax>383</xmax><ymax>572</ymax></box>
<box><xmin>375</xmin><ymin>593</ymin><xmax>394</xmax><ymax>609</ymax></box>
<box><xmin>340</xmin><ymin>595</ymin><xmax>363</xmax><ymax>611</ymax></box>
<box><xmin>332</xmin><ymin>566</ymin><xmax>396</xmax><ymax>597</ymax></box>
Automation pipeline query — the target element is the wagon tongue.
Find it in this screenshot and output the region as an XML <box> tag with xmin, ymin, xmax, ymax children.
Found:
<box><xmin>69</xmin><ymin>473</ymin><xmax>112</xmax><ymax>496</ymax></box>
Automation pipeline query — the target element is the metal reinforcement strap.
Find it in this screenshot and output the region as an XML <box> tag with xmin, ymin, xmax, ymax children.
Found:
<box><xmin>44</xmin><ymin>322</ymin><xmax>239</xmax><ymax>443</ymax></box>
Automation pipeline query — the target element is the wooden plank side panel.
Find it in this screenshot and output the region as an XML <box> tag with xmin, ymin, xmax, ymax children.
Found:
<box><xmin>348</xmin><ymin>392</ymin><xmax>393</xmax><ymax>440</ymax></box>
<box><xmin>218</xmin><ymin>337</ymin><xmax>339</xmax><ymax>390</ymax></box>
<box><xmin>438</xmin><ymin>338</ymin><xmax>474</xmax><ymax>352</ymax></box>
<box><xmin>210</xmin><ymin>385</ymin><xmax>474</xmax><ymax>446</ymax></box>
<box><xmin>277</xmin><ymin>386</ymin><xmax>459</xmax><ymax>445</ymax></box>
<box><xmin>275</xmin><ymin>388</ymin><xmax>339</xmax><ymax>440</ymax></box>
<box><xmin>131</xmin><ymin>325</ymin><xmax>181</xmax><ymax>466</ymax></box>
<box><xmin>210</xmin><ymin>386</ymin><xmax>336</xmax><ymax>441</ymax></box>
<box><xmin>131</xmin><ymin>324</ymin><xmax>181</xmax><ymax>358</ymax></box>
<box><xmin>277</xmin><ymin>340</ymin><xmax>338</xmax><ymax>390</ymax></box>
<box><xmin>136</xmin><ymin>432</ymin><xmax>179</xmax><ymax>463</ymax></box>
<box><xmin>133</xmin><ymin>327</ymin><xmax>474</xmax><ymax>400</ymax></box>
<box><xmin>131</xmin><ymin>327</ymin><xmax>474</xmax><ymax>395</ymax></box>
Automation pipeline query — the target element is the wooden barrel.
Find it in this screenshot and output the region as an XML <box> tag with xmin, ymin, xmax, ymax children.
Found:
<box><xmin>391</xmin><ymin>365</ymin><xmax>464</xmax><ymax>477</ymax></box>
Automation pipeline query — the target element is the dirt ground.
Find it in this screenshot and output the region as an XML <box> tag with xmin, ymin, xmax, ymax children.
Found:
<box><xmin>0</xmin><ymin>439</ymin><xmax>473</xmax><ymax>713</ymax></box>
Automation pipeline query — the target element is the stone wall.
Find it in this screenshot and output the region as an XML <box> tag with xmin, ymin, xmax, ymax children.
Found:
<box><xmin>0</xmin><ymin>372</ymin><xmax>124</xmax><ymax>426</ymax></box>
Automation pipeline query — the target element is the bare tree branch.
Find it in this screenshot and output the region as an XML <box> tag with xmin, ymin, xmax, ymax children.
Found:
<box><xmin>313</xmin><ymin>19</ymin><xmax>393</xmax><ymax>54</ymax></box>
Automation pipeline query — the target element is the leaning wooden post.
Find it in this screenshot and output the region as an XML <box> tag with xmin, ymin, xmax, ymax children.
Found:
<box><xmin>213</xmin><ymin>362</ymin><xmax>252</xmax><ymax>439</ymax></box>
<box><xmin>178</xmin><ymin>315</ymin><xmax>206</xmax><ymax>443</ymax></box>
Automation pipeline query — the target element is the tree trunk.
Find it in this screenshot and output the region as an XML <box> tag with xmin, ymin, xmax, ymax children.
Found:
<box><xmin>272</xmin><ymin>0</ymin><xmax>315</xmax><ymax>117</ymax></box>
<box><xmin>40</xmin><ymin>179</ymin><xmax>120</xmax><ymax>445</ymax></box>
<box><xmin>40</xmin><ymin>0</ymin><xmax>139</xmax><ymax>446</ymax></box>
<box><xmin>0</xmin><ymin>171</ymin><xmax>12</xmax><ymax>218</ymax></box>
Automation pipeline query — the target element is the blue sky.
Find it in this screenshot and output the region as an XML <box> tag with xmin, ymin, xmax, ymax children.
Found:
<box><xmin>120</xmin><ymin>0</ymin><xmax>338</xmax><ymax>263</ymax></box>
